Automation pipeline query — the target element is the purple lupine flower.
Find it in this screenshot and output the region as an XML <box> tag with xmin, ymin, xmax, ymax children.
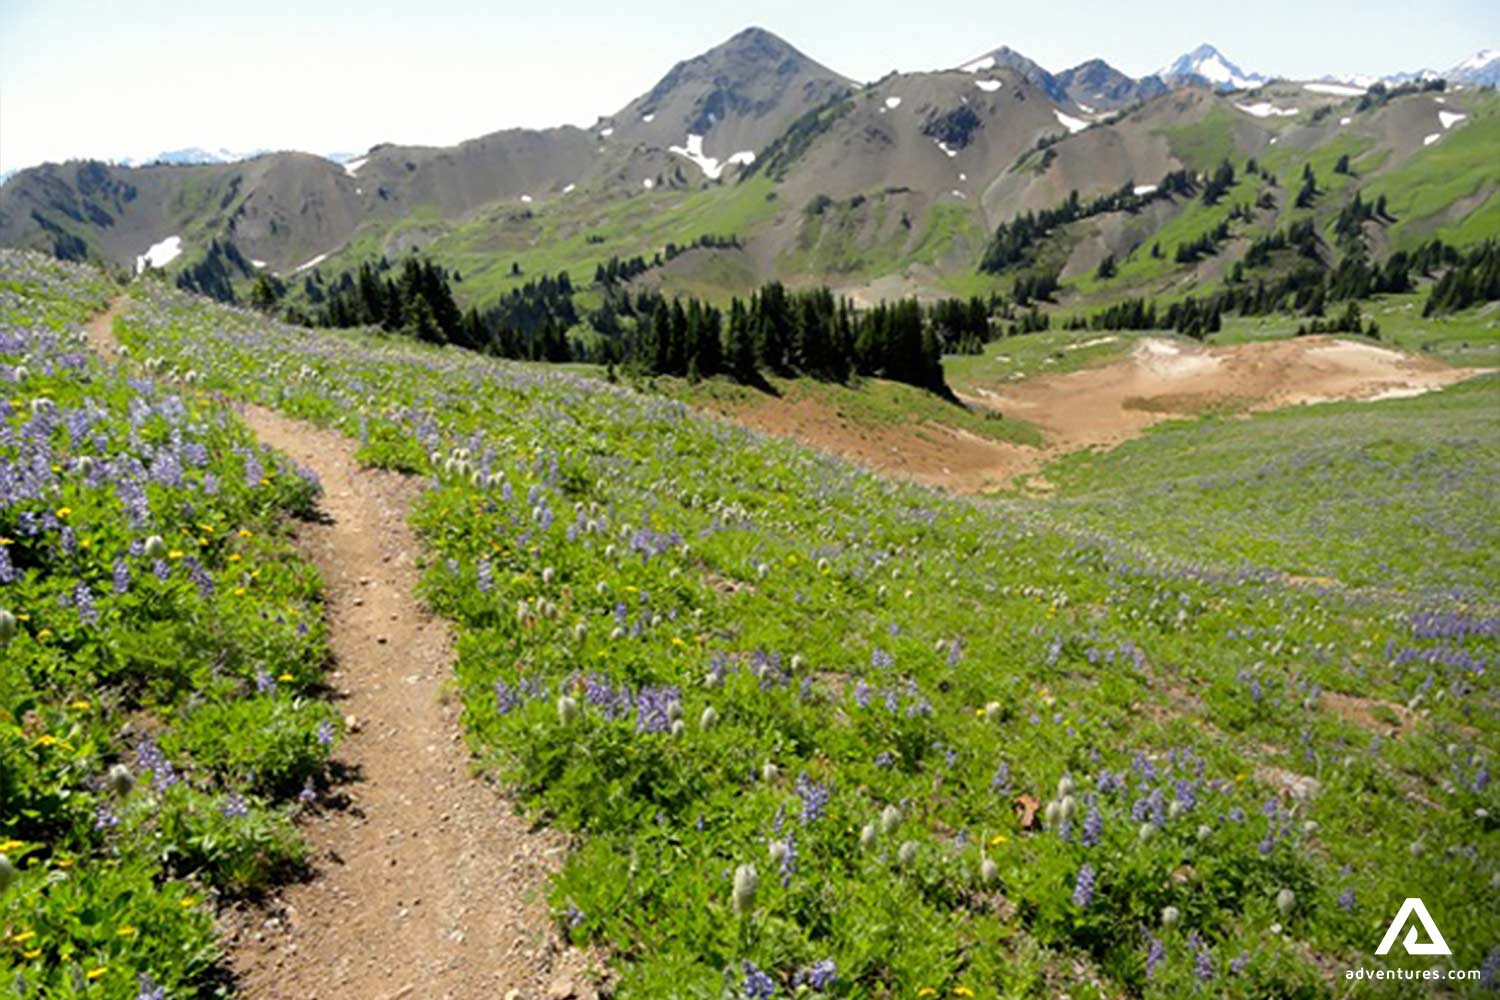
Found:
<box><xmin>795</xmin><ymin>773</ymin><xmax>830</xmax><ymax>825</ymax></box>
<box><xmin>136</xmin><ymin>974</ymin><xmax>167</xmax><ymax>1000</ymax></box>
<box><xmin>853</xmin><ymin>679</ymin><xmax>871</xmax><ymax>709</ymax></box>
<box><xmin>242</xmin><ymin>448</ymin><xmax>264</xmax><ymax>488</ymax></box>
<box><xmin>112</xmin><ymin>557</ymin><xmax>131</xmax><ymax>594</ymax></box>
<box><xmin>991</xmin><ymin>762</ymin><xmax>1011</xmax><ymax>794</ymax></box>
<box><xmin>316</xmin><ymin>720</ymin><xmax>335</xmax><ymax>747</ymax></box>
<box><xmin>870</xmin><ymin>648</ymin><xmax>894</xmax><ymax>670</ymax></box>
<box><xmin>946</xmin><ymin>638</ymin><xmax>963</xmax><ymax>667</ymax></box>
<box><xmin>298</xmin><ymin>779</ymin><xmax>317</xmax><ymax>804</ymax></box>
<box><xmin>495</xmin><ymin>681</ymin><xmax>520</xmax><ymax>715</ymax></box>
<box><xmin>1229</xmin><ymin>952</ymin><xmax>1250</xmax><ymax>975</ymax></box>
<box><xmin>94</xmin><ymin>803</ymin><xmax>120</xmax><ymax>830</ymax></box>
<box><xmin>74</xmin><ymin>582</ymin><xmax>98</xmax><ymax>625</ymax></box>
<box><xmin>1478</xmin><ymin>947</ymin><xmax>1499</xmax><ymax>989</ymax></box>
<box><xmin>1145</xmin><ymin>934</ymin><xmax>1166</xmax><ymax>979</ymax></box>
<box><xmin>793</xmin><ymin>959</ymin><xmax>837</xmax><ymax>991</ymax></box>
<box><xmin>874</xmin><ymin>751</ymin><xmax>895</xmax><ymax>769</ymax></box>
<box><xmin>476</xmin><ymin>559</ymin><xmax>493</xmax><ymax>593</ymax></box>
<box><xmin>134</xmin><ymin>739</ymin><xmax>178</xmax><ymax>791</ymax></box>
<box><xmin>777</xmin><ymin>831</ymin><xmax>798</xmax><ymax>887</ymax></box>
<box><xmin>634</xmin><ymin>685</ymin><xmax>680</xmax><ymax>734</ymax></box>
<box><xmin>1189</xmin><ymin>931</ymin><xmax>1214</xmax><ymax>981</ymax></box>
<box><xmin>742</xmin><ymin>960</ymin><xmax>776</xmax><ymax>999</ymax></box>
<box><xmin>221</xmin><ymin>791</ymin><xmax>249</xmax><ymax>818</ymax></box>
<box><xmin>1082</xmin><ymin>804</ymin><xmax>1103</xmax><ymax>847</ymax></box>
<box><xmin>1338</xmin><ymin>889</ymin><xmax>1356</xmax><ymax>911</ymax></box>
<box><xmin>255</xmin><ymin>669</ymin><xmax>277</xmax><ymax>694</ymax></box>
<box><xmin>1072</xmin><ymin>863</ymin><xmax>1096</xmax><ymax>907</ymax></box>
<box><xmin>184</xmin><ymin>556</ymin><xmax>213</xmax><ymax>598</ymax></box>
<box><xmin>565</xmin><ymin>903</ymin><xmax>585</xmax><ymax>928</ymax></box>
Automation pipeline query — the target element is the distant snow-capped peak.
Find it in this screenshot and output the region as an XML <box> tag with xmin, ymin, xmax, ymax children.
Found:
<box><xmin>1455</xmin><ymin>48</ymin><xmax>1497</xmax><ymax>71</ymax></box>
<box><xmin>120</xmin><ymin>147</ymin><xmax>264</xmax><ymax>167</ymax></box>
<box><xmin>1159</xmin><ymin>44</ymin><xmax>1265</xmax><ymax>90</ymax></box>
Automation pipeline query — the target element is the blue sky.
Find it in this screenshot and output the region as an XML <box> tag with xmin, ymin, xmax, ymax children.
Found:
<box><xmin>1</xmin><ymin>0</ymin><xmax>1495</xmax><ymax>174</ymax></box>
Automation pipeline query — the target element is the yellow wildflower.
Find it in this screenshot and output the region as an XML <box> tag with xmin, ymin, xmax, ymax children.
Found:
<box><xmin>116</xmin><ymin>926</ymin><xmax>136</xmax><ymax>937</ymax></box>
<box><xmin>86</xmin><ymin>967</ymin><xmax>107</xmax><ymax>980</ymax></box>
<box><xmin>55</xmin><ymin>507</ymin><xmax>71</xmax><ymax>519</ymax></box>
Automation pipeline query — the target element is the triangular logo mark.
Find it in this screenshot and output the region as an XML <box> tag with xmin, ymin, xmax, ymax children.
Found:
<box><xmin>1375</xmin><ymin>898</ymin><xmax>1451</xmax><ymax>956</ymax></box>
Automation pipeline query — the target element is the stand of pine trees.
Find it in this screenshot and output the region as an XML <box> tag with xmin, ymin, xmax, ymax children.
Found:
<box><xmin>1424</xmin><ymin>241</ymin><xmax>1500</xmax><ymax>316</ymax></box>
<box><xmin>978</xmin><ymin>170</ymin><xmax>1195</xmax><ymax>274</ymax></box>
<box><xmin>311</xmin><ymin>255</ymin><xmax>989</xmax><ymax>395</ymax></box>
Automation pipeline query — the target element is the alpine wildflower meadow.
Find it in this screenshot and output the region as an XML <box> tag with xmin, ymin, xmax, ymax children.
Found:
<box><xmin>2</xmin><ymin>251</ymin><xmax>1496</xmax><ymax>996</ymax></box>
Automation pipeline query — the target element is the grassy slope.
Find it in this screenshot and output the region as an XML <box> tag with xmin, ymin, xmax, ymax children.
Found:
<box><xmin>654</xmin><ymin>372</ymin><xmax>1044</xmax><ymax>448</ymax></box>
<box><xmin>1</xmin><ymin>253</ymin><xmax>339</xmax><ymax>998</ymax></box>
<box><xmin>1214</xmin><ymin>294</ymin><xmax>1500</xmax><ymax>367</ymax></box>
<box><xmin>116</xmin><ymin>278</ymin><xmax>1500</xmax><ymax>997</ymax></box>
<box><xmin>1030</xmin><ymin>373</ymin><xmax>1500</xmax><ymax>592</ymax></box>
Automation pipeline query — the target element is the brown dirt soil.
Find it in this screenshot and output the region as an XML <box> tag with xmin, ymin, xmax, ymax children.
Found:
<box><xmin>963</xmin><ymin>335</ymin><xmax>1488</xmax><ymax>456</ymax></box>
<box><xmin>82</xmin><ymin>297</ymin><xmax>128</xmax><ymax>360</ymax></box>
<box><xmin>86</xmin><ymin>301</ymin><xmax>598</xmax><ymax>1000</ymax></box>
<box><xmin>711</xmin><ymin>394</ymin><xmax>1037</xmax><ymax>492</ymax></box>
<box><xmin>705</xmin><ymin>334</ymin><xmax>1489</xmax><ymax>493</ymax></box>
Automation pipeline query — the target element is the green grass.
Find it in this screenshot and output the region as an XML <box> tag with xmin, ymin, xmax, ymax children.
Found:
<box><xmin>943</xmin><ymin>326</ymin><xmax>1142</xmax><ymax>391</ymax></box>
<box><xmin>1157</xmin><ymin>107</ymin><xmax>1244</xmax><ymax>173</ymax></box>
<box><xmin>655</xmin><ymin>372</ymin><xmax>1044</xmax><ymax>448</ymax></box>
<box><xmin>1030</xmin><ymin>373</ymin><xmax>1500</xmax><ymax>592</ymax></box>
<box><xmin>1213</xmin><ymin>294</ymin><xmax>1500</xmax><ymax>367</ymax></box>
<box><xmin>1362</xmin><ymin>101</ymin><xmax>1500</xmax><ymax>248</ymax></box>
<box><xmin>112</xmin><ymin>274</ymin><xmax>1500</xmax><ymax>997</ymax></box>
<box><xmin>1</xmin><ymin>251</ymin><xmax>340</xmax><ymax>998</ymax></box>
<box><xmin>437</xmin><ymin>177</ymin><xmax>783</xmax><ymax>304</ymax></box>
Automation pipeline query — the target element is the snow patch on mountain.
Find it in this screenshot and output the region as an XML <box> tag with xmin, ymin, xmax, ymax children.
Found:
<box><xmin>1053</xmin><ymin>109</ymin><xmax>1090</xmax><ymax>133</ymax></box>
<box><xmin>1303</xmin><ymin>82</ymin><xmax>1365</xmax><ymax>97</ymax></box>
<box><xmin>135</xmin><ymin>236</ymin><xmax>182</xmax><ymax>274</ymax></box>
<box><xmin>1236</xmin><ymin>102</ymin><xmax>1298</xmax><ymax>118</ymax></box>
<box><xmin>668</xmin><ymin>134</ymin><xmax>755</xmax><ymax>180</ymax></box>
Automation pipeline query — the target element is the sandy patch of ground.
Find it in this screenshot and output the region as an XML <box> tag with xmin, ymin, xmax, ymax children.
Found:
<box><xmin>698</xmin><ymin>335</ymin><xmax>1490</xmax><ymax>494</ymax></box>
<box><xmin>967</xmin><ymin>335</ymin><xmax>1486</xmax><ymax>456</ymax></box>
<box><xmin>705</xmin><ymin>395</ymin><xmax>1035</xmax><ymax>492</ymax></box>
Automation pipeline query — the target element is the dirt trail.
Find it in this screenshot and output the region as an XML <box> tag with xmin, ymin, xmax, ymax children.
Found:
<box><xmin>86</xmin><ymin>299</ymin><xmax>596</xmax><ymax>1000</ymax></box>
<box><xmin>82</xmin><ymin>296</ymin><xmax>128</xmax><ymax>361</ymax></box>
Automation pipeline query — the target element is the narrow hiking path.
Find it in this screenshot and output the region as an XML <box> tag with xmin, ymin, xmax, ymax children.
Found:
<box><xmin>85</xmin><ymin>300</ymin><xmax>597</xmax><ymax>1000</ymax></box>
